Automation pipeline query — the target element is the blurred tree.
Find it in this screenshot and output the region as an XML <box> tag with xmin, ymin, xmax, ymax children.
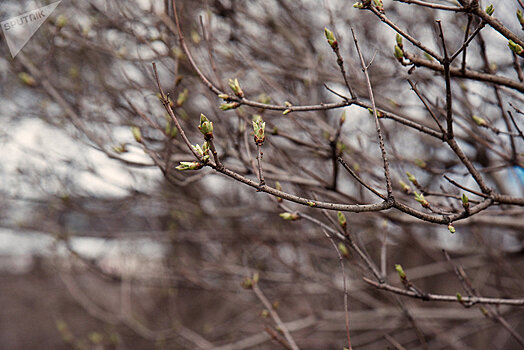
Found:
<box><xmin>1</xmin><ymin>0</ymin><xmax>524</xmax><ymax>349</ymax></box>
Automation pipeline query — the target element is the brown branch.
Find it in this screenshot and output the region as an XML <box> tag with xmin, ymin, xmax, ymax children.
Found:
<box><xmin>404</xmin><ymin>52</ymin><xmax>524</xmax><ymax>93</ymax></box>
<box><xmin>363</xmin><ymin>277</ymin><xmax>524</xmax><ymax>306</ymax></box>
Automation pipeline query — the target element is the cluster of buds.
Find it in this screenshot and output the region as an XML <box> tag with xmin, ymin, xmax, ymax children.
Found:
<box><xmin>414</xmin><ymin>191</ymin><xmax>430</xmax><ymax>208</ymax></box>
<box><xmin>283</xmin><ymin>101</ymin><xmax>292</xmax><ymax>115</ymax></box>
<box><xmin>324</xmin><ymin>27</ymin><xmax>337</xmax><ymax>50</ymax></box>
<box><xmin>373</xmin><ymin>0</ymin><xmax>384</xmax><ymax>12</ymax></box>
<box><xmin>175</xmin><ymin>161</ymin><xmax>202</xmax><ymax>171</ymax></box>
<box><xmin>192</xmin><ymin>142</ymin><xmax>210</xmax><ymax>162</ymax></box>
<box><xmin>252</xmin><ymin>116</ymin><xmax>266</xmax><ymax>145</ymax></box>
<box><xmin>198</xmin><ymin>113</ymin><xmax>214</xmax><ymax>139</ymax></box>
<box><xmin>394</xmin><ymin>34</ymin><xmax>404</xmax><ymax>62</ymax></box>
<box><xmin>508</xmin><ymin>40</ymin><xmax>523</xmax><ymax>56</ymax></box>
<box><xmin>228</xmin><ymin>78</ymin><xmax>244</xmax><ymax>98</ymax></box>
<box><xmin>240</xmin><ymin>272</ymin><xmax>259</xmax><ymax>289</ymax></box>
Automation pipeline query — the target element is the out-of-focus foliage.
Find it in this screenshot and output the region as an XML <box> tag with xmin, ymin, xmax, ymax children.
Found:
<box><xmin>0</xmin><ymin>0</ymin><xmax>523</xmax><ymax>349</ymax></box>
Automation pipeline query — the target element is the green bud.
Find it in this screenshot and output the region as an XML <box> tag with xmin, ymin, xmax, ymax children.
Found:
<box><xmin>279</xmin><ymin>212</ymin><xmax>299</xmax><ymax>221</ymax></box>
<box><xmin>373</xmin><ymin>0</ymin><xmax>384</xmax><ymax>11</ymax></box>
<box><xmin>414</xmin><ymin>191</ymin><xmax>429</xmax><ymax>208</ymax></box>
<box><xmin>284</xmin><ymin>101</ymin><xmax>292</xmax><ymax>107</ymax></box>
<box><xmin>275</xmin><ymin>181</ymin><xmax>283</xmax><ymax>202</ymax></box>
<box><xmin>456</xmin><ymin>292</ymin><xmax>463</xmax><ymax>302</ymax></box>
<box><xmin>306</xmin><ymin>201</ymin><xmax>316</xmax><ymax>207</ymax></box>
<box><xmin>337</xmin><ymin>211</ymin><xmax>347</xmax><ymax>228</ymax></box>
<box><xmin>175</xmin><ymin>161</ymin><xmax>202</xmax><ymax>171</ymax></box>
<box><xmin>518</xmin><ymin>10</ymin><xmax>524</xmax><ymax>29</ymax></box>
<box><xmin>260</xmin><ymin>309</ymin><xmax>269</xmax><ymax>318</ymax></box>
<box><xmin>480</xmin><ymin>306</ymin><xmax>489</xmax><ymax>316</ymax></box>
<box><xmin>472</xmin><ymin>115</ymin><xmax>487</xmax><ymax>126</ymax></box>
<box><xmin>485</xmin><ymin>4</ymin><xmax>494</xmax><ymax>16</ymax></box>
<box><xmin>324</xmin><ymin>27</ymin><xmax>337</xmax><ymax>49</ymax></box>
<box><xmin>461</xmin><ymin>193</ymin><xmax>469</xmax><ymax>209</ymax></box>
<box><xmin>198</xmin><ymin>113</ymin><xmax>214</xmax><ymax>138</ymax></box>
<box><xmin>414</xmin><ymin>159</ymin><xmax>426</xmax><ymax>168</ymax></box>
<box><xmin>396</xmin><ymin>33</ymin><xmax>403</xmax><ymax>48</ymax></box>
<box><xmin>218</xmin><ymin>93</ymin><xmax>230</xmax><ymax>100</ymax></box>
<box><xmin>353</xmin><ymin>2</ymin><xmax>364</xmax><ymax>9</ymax></box>
<box><xmin>241</xmin><ymin>277</ymin><xmax>253</xmax><ymax>289</ymax></box>
<box><xmin>399</xmin><ymin>180</ymin><xmax>411</xmax><ymax>194</ymax></box>
<box><xmin>220</xmin><ymin>102</ymin><xmax>240</xmax><ymax>111</ymax></box>
<box><xmin>257</xmin><ymin>93</ymin><xmax>271</xmax><ymax>104</ymax></box>
<box><xmin>508</xmin><ymin>40</ymin><xmax>523</xmax><ymax>55</ymax></box>
<box><xmin>394</xmin><ymin>45</ymin><xmax>403</xmax><ymax>60</ymax></box>
<box><xmin>406</xmin><ymin>172</ymin><xmax>419</xmax><ymax>186</ymax></box>
<box><xmin>367</xmin><ymin>108</ymin><xmax>383</xmax><ymax>117</ymax></box>
<box><xmin>340</xmin><ymin>110</ymin><xmax>346</xmax><ymax>124</ymax></box>
<box><xmin>338</xmin><ymin>242</ymin><xmax>349</xmax><ymax>257</ymax></box>
<box><xmin>192</xmin><ymin>143</ymin><xmax>210</xmax><ymax>162</ymax></box>
<box><xmin>448</xmin><ymin>223</ymin><xmax>456</xmax><ymax>234</ymax></box>
<box><xmin>18</xmin><ymin>72</ymin><xmax>36</xmax><ymax>87</ymax></box>
<box><xmin>395</xmin><ymin>264</ymin><xmax>406</xmax><ymax>279</ymax></box>
<box><xmin>176</xmin><ymin>88</ymin><xmax>188</xmax><ymax>107</ymax></box>
<box><xmin>112</xmin><ymin>144</ymin><xmax>127</xmax><ymax>153</ymax></box>
<box><xmin>252</xmin><ymin>118</ymin><xmax>266</xmax><ymax>144</ymax></box>
<box><xmin>283</xmin><ymin>109</ymin><xmax>291</xmax><ymax>115</ymax></box>
<box><xmin>190</xmin><ymin>30</ymin><xmax>201</xmax><ymax>44</ymax></box>
<box><xmin>131</xmin><ymin>126</ymin><xmax>142</xmax><ymax>143</ymax></box>
<box><xmin>56</xmin><ymin>15</ymin><xmax>67</xmax><ymax>29</ymax></box>
<box><xmin>336</xmin><ymin>141</ymin><xmax>346</xmax><ymax>154</ymax></box>
<box><xmin>228</xmin><ymin>78</ymin><xmax>244</xmax><ymax>98</ymax></box>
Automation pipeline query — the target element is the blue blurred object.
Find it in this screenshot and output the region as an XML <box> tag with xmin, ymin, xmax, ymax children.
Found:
<box><xmin>514</xmin><ymin>165</ymin><xmax>524</xmax><ymax>186</ymax></box>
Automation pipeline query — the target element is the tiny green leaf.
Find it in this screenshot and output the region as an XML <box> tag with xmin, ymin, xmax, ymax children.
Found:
<box><xmin>485</xmin><ymin>4</ymin><xmax>494</xmax><ymax>16</ymax></box>
<box><xmin>395</xmin><ymin>264</ymin><xmax>406</xmax><ymax>279</ymax></box>
<box><xmin>337</xmin><ymin>211</ymin><xmax>347</xmax><ymax>228</ymax></box>
<box><xmin>324</xmin><ymin>27</ymin><xmax>337</xmax><ymax>49</ymax></box>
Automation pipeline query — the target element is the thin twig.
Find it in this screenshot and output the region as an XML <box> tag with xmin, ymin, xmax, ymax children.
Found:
<box><xmin>252</xmin><ymin>283</ymin><xmax>300</xmax><ymax>350</ymax></box>
<box><xmin>363</xmin><ymin>277</ymin><xmax>524</xmax><ymax>306</ymax></box>
<box><xmin>320</xmin><ymin>227</ymin><xmax>353</xmax><ymax>350</ymax></box>
<box><xmin>351</xmin><ymin>28</ymin><xmax>394</xmax><ymax>199</ymax></box>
